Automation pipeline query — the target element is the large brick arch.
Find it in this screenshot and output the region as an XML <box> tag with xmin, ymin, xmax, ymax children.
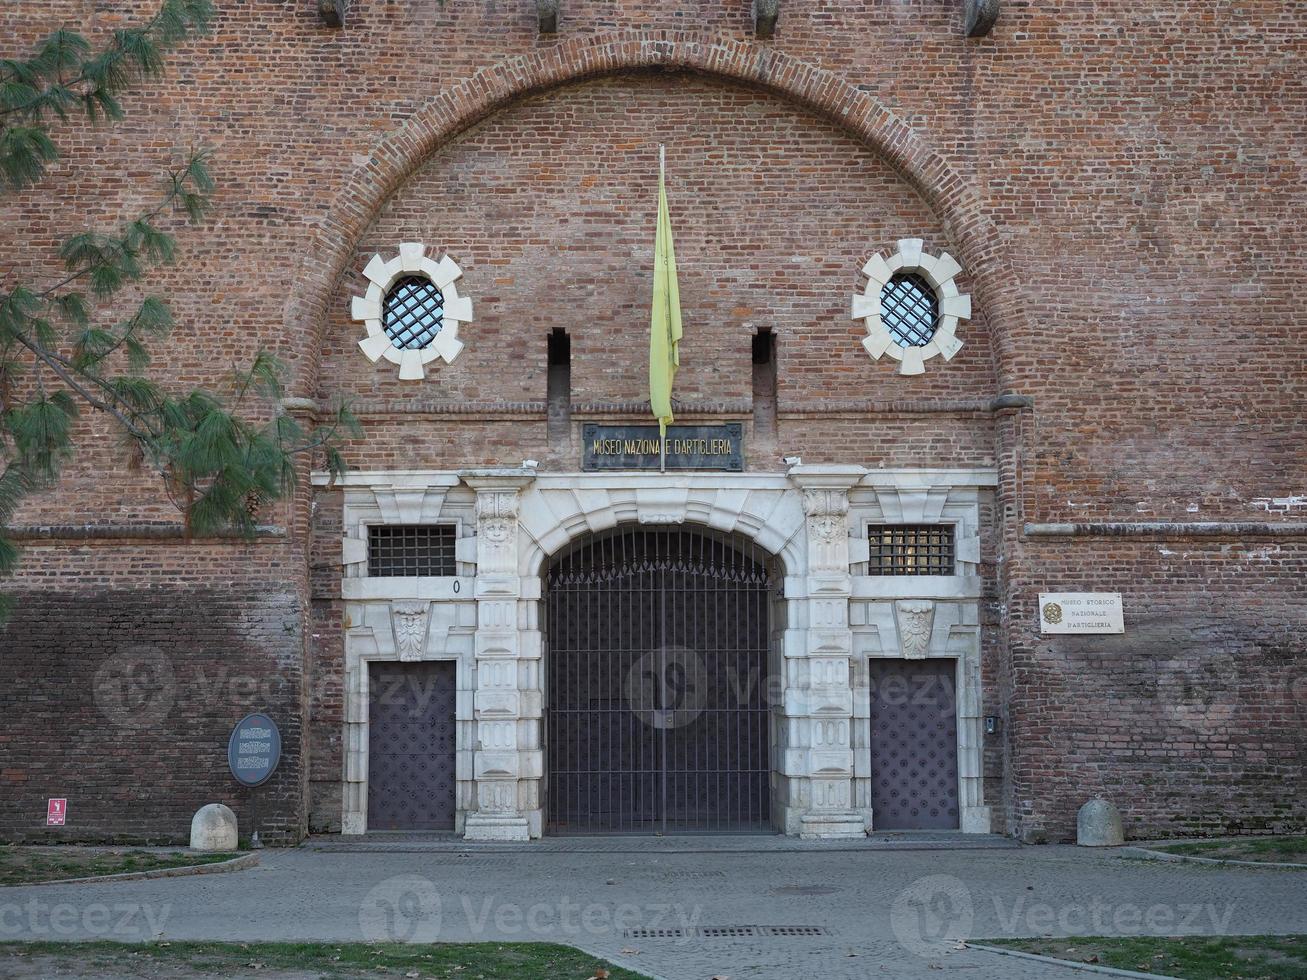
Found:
<box><xmin>286</xmin><ymin>30</ymin><xmax>1024</xmax><ymax>398</ymax></box>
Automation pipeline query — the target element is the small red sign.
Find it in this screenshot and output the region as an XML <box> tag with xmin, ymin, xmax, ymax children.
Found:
<box><xmin>46</xmin><ymin>798</ymin><xmax>67</xmax><ymax>826</ymax></box>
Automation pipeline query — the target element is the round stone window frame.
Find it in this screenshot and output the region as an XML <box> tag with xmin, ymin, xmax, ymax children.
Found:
<box><xmin>851</xmin><ymin>238</ymin><xmax>971</xmax><ymax>376</ymax></box>
<box><xmin>350</xmin><ymin>242</ymin><xmax>473</xmax><ymax>381</ymax></box>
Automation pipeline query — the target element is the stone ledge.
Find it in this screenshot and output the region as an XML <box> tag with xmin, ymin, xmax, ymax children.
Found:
<box><xmin>1024</xmin><ymin>521</ymin><xmax>1307</xmax><ymax>539</ymax></box>
<box><xmin>7</xmin><ymin>524</ymin><xmax>288</xmax><ymax>542</ymax></box>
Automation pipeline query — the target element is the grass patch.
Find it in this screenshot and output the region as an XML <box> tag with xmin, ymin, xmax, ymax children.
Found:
<box><xmin>0</xmin><ymin>940</ymin><xmax>649</xmax><ymax>979</ymax></box>
<box><xmin>0</xmin><ymin>846</ymin><xmax>239</xmax><ymax>886</ymax></box>
<box><xmin>981</xmin><ymin>935</ymin><xmax>1307</xmax><ymax>979</ymax></box>
<box><xmin>1150</xmin><ymin>835</ymin><xmax>1307</xmax><ymax>864</ymax></box>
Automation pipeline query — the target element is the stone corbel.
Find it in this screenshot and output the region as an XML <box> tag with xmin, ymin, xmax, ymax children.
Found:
<box><xmin>753</xmin><ymin>0</ymin><xmax>780</xmax><ymax>38</ymax></box>
<box><xmin>391</xmin><ymin>601</ymin><xmax>430</xmax><ymax>661</ymax></box>
<box><xmin>894</xmin><ymin>600</ymin><xmax>936</xmax><ymax>659</ymax></box>
<box><xmin>318</xmin><ymin>0</ymin><xmax>347</xmax><ymax>27</ymax></box>
<box><xmin>964</xmin><ymin>0</ymin><xmax>999</xmax><ymax>36</ymax></box>
<box><xmin>537</xmin><ymin>0</ymin><xmax>558</xmax><ymax>33</ymax></box>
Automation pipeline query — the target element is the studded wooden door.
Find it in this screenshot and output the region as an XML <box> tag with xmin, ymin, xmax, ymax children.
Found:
<box><xmin>867</xmin><ymin>659</ymin><xmax>959</xmax><ymax>830</ymax></box>
<box><xmin>367</xmin><ymin>662</ymin><xmax>457</xmax><ymax>831</ymax></box>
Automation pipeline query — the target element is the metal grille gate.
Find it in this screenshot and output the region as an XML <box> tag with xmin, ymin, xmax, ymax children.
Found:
<box><xmin>545</xmin><ymin>528</ymin><xmax>773</xmax><ymax>834</ymax></box>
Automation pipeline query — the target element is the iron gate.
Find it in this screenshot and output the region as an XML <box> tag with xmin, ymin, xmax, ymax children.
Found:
<box><xmin>545</xmin><ymin>527</ymin><xmax>773</xmax><ymax>834</ymax></box>
<box><xmin>367</xmin><ymin>661</ymin><xmax>457</xmax><ymax>831</ymax></box>
<box><xmin>867</xmin><ymin>658</ymin><xmax>960</xmax><ymax>830</ymax></box>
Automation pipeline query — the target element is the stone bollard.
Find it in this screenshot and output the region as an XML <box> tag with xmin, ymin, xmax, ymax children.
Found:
<box><xmin>190</xmin><ymin>803</ymin><xmax>239</xmax><ymax>851</ymax></box>
<box><xmin>1076</xmin><ymin>798</ymin><xmax>1124</xmax><ymax>847</ymax></box>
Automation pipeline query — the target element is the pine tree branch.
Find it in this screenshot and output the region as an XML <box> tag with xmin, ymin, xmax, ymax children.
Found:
<box><xmin>6</xmin><ymin>327</ymin><xmax>160</xmax><ymax>445</ymax></box>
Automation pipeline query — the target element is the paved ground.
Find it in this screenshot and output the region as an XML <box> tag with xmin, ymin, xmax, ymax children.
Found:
<box><xmin>2</xmin><ymin>836</ymin><xmax>1305</xmax><ymax>979</ymax></box>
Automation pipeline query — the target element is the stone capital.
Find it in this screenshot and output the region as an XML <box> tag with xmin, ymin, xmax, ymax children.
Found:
<box><xmin>786</xmin><ymin>464</ymin><xmax>865</xmax><ymax>494</ymax></box>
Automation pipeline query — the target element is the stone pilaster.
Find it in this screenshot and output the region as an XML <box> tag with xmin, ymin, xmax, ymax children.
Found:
<box><xmin>788</xmin><ymin>465</ymin><xmax>868</xmax><ymax>838</ymax></box>
<box><xmin>462</xmin><ymin>470</ymin><xmax>536</xmax><ymax>841</ymax></box>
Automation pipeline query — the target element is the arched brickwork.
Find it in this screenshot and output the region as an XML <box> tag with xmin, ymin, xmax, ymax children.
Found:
<box><xmin>285</xmin><ymin>30</ymin><xmax>1025</xmax><ymax>399</ymax></box>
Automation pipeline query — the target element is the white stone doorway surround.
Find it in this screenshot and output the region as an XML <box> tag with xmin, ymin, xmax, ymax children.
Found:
<box><xmin>316</xmin><ymin>465</ymin><xmax>996</xmax><ymax>840</ymax></box>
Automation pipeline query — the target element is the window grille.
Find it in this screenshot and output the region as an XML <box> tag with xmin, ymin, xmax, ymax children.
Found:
<box><xmin>382</xmin><ymin>275</ymin><xmax>445</xmax><ymax>350</ymax></box>
<box><xmin>866</xmin><ymin>524</ymin><xmax>955</xmax><ymax>575</ymax></box>
<box><xmin>879</xmin><ymin>272</ymin><xmax>939</xmax><ymax>348</ymax></box>
<box><xmin>367</xmin><ymin>524</ymin><xmax>457</xmax><ymax>577</ymax></box>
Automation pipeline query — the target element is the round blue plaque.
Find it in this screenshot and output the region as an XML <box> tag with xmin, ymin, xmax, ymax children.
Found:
<box><xmin>227</xmin><ymin>713</ymin><xmax>282</xmax><ymax>787</ymax></box>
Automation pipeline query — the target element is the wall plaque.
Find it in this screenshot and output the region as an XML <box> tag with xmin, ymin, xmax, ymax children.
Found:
<box><xmin>227</xmin><ymin>712</ymin><xmax>282</xmax><ymax>787</ymax></box>
<box><xmin>1038</xmin><ymin>593</ymin><xmax>1124</xmax><ymax>634</ymax></box>
<box><xmin>582</xmin><ymin>423</ymin><xmax>743</xmax><ymax>471</ymax></box>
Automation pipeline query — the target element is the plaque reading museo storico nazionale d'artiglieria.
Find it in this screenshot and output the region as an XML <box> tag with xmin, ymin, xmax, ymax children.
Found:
<box><xmin>582</xmin><ymin>423</ymin><xmax>744</xmax><ymax>471</ymax></box>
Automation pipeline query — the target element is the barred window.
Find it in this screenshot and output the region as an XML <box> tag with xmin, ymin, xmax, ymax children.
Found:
<box><xmin>866</xmin><ymin>524</ymin><xmax>955</xmax><ymax>575</ymax></box>
<box><xmin>382</xmin><ymin>275</ymin><xmax>445</xmax><ymax>350</ymax></box>
<box><xmin>367</xmin><ymin>525</ymin><xmax>457</xmax><ymax>577</ymax></box>
<box><xmin>879</xmin><ymin>272</ymin><xmax>939</xmax><ymax>348</ymax></box>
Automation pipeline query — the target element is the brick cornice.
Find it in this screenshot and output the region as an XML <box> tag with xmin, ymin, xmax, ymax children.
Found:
<box><xmin>285</xmin><ymin>30</ymin><xmax>1026</xmax><ymax>401</ymax></box>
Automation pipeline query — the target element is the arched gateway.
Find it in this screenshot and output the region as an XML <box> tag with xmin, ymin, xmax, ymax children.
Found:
<box><xmin>328</xmin><ymin>469</ymin><xmax>992</xmax><ymax>840</ymax></box>
<box><xmin>544</xmin><ymin>526</ymin><xmax>776</xmax><ymax>834</ymax></box>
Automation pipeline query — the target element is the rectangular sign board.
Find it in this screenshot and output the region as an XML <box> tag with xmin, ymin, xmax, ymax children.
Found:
<box><xmin>46</xmin><ymin>798</ymin><xmax>66</xmax><ymax>826</ymax></box>
<box><xmin>582</xmin><ymin>423</ymin><xmax>744</xmax><ymax>471</ymax></box>
<box><xmin>1038</xmin><ymin>593</ymin><xmax>1124</xmax><ymax>634</ymax></box>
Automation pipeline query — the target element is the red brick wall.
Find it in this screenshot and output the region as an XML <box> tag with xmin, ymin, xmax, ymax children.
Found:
<box><xmin>0</xmin><ymin>545</ymin><xmax>309</xmax><ymax>844</ymax></box>
<box><xmin>1001</xmin><ymin>539</ymin><xmax>1307</xmax><ymax>842</ymax></box>
<box><xmin>0</xmin><ymin>0</ymin><xmax>1302</xmax><ymax>841</ymax></box>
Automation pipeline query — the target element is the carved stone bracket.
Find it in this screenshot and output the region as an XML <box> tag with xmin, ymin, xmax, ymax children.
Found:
<box><xmin>391</xmin><ymin>601</ymin><xmax>429</xmax><ymax>661</ymax></box>
<box><xmin>894</xmin><ymin>599</ymin><xmax>935</xmax><ymax>659</ymax></box>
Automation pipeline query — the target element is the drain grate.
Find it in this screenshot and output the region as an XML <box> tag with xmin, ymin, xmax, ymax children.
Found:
<box><xmin>625</xmin><ymin>925</ymin><xmax>831</xmax><ymax>940</ymax></box>
<box><xmin>699</xmin><ymin>926</ymin><xmax>760</xmax><ymax>938</ymax></box>
<box><xmin>762</xmin><ymin>925</ymin><xmax>830</xmax><ymax>936</ymax></box>
<box><xmin>626</xmin><ymin>928</ymin><xmax>688</xmax><ymax>939</ymax></box>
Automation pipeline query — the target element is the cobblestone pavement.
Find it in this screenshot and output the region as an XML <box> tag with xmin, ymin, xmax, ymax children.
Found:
<box><xmin>1</xmin><ymin>840</ymin><xmax>1304</xmax><ymax>979</ymax></box>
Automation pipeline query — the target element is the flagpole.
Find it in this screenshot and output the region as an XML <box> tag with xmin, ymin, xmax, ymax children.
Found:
<box><xmin>658</xmin><ymin>143</ymin><xmax>667</xmax><ymax>475</ymax></box>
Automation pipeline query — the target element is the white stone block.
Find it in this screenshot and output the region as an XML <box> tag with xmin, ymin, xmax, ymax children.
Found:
<box><xmin>444</xmin><ymin>294</ymin><xmax>473</xmax><ymax>322</ymax></box>
<box><xmin>351</xmin><ymin>296</ymin><xmax>380</xmax><ymax>321</ymax></box>
<box><xmin>341</xmin><ymin>537</ymin><xmax>367</xmax><ymax>565</ymax></box>
<box><xmin>961</xmin><ymin>806</ymin><xmax>992</xmax><ymax>835</ymax></box>
<box><xmin>1077</xmin><ymin>799</ymin><xmax>1124</xmax><ymax>846</ymax></box>
<box><xmin>898</xmin><ymin>346</ymin><xmax>926</xmax><ymax>376</ymax></box>
<box><xmin>934</xmin><ymin>252</ymin><xmax>963</xmax><ymax>283</ymax></box>
<box><xmin>398</xmin><ymin>349</ymin><xmax>425</xmax><ymax>380</ymax></box>
<box><xmin>429</xmin><ymin>254</ymin><xmax>463</xmax><ymax>289</ymax></box>
<box><xmin>189</xmin><ymin>803</ymin><xmax>238</xmax><ymax>851</ymax></box>
<box><xmin>475</xmin><ymin>691</ymin><xmax>520</xmax><ymax>716</ymax></box>
<box><xmin>358</xmin><ymin>332</ymin><xmax>392</xmax><ymax>363</ymax></box>
<box><xmin>940</xmin><ymin>294</ymin><xmax>971</xmax><ymax>319</ymax></box>
<box><xmin>861</xmin><ymin>252</ymin><xmax>892</xmax><ymax>285</ymax></box>
<box><xmin>399</xmin><ymin>241</ymin><xmax>426</xmax><ymax>271</ymax></box>
<box><xmin>896</xmin><ymin>238</ymin><xmax>925</xmax><ymax>266</ymax></box>
<box><xmin>363</xmin><ymin>253</ymin><xmax>389</xmax><ymax>286</ymax></box>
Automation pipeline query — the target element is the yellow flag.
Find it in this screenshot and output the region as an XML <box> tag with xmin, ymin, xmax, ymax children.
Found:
<box><xmin>649</xmin><ymin>146</ymin><xmax>682</xmax><ymax>442</ymax></box>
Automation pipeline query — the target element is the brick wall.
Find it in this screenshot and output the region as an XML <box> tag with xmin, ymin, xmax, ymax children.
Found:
<box><xmin>0</xmin><ymin>547</ymin><xmax>309</xmax><ymax>844</ymax></box>
<box><xmin>1000</xmin><ymin>539</ymin><xmax>1307</xmax><ymax>842</ymax></box>
<box><xmin>0</xmin><ymin>0</ymin><xmax>1302</xmax><ymax>842</ymax></box>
